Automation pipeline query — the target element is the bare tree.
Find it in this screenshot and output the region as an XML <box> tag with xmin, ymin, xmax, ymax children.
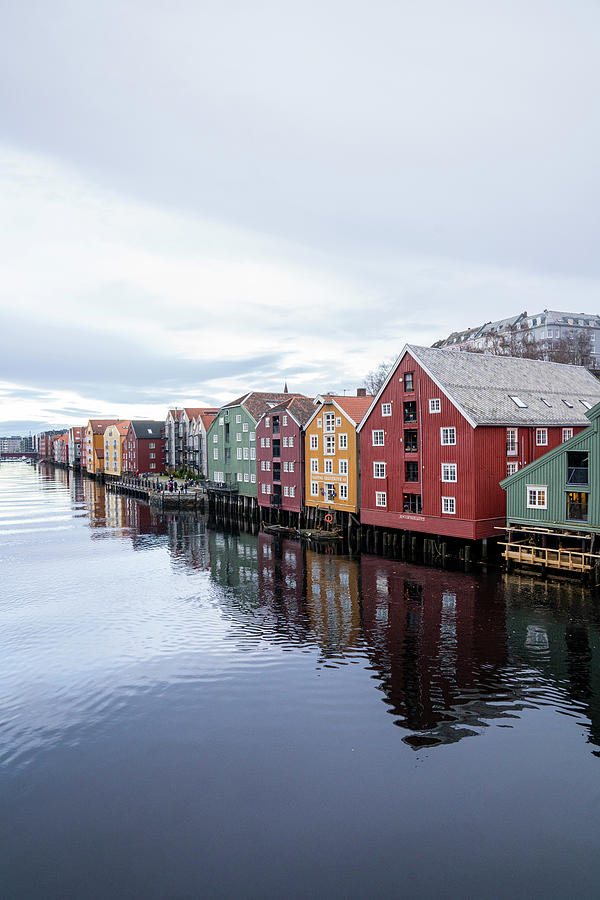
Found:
<box><xmin>363</xmin><ymin>360</ymin><xmax>393</xmax><ymax>395</ymax></box>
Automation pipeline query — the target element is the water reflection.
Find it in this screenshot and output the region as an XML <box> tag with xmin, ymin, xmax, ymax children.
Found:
<box><xmin>6</xmin><ymin>465</ymin><xmax>600</xmax><ymax>758</ymax></box>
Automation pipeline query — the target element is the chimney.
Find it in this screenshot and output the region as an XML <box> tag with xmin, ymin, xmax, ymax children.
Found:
<box><xmin>357</xmin><ymin>387</ymin><xmax>367</xmax><ymax>397</ymax></box>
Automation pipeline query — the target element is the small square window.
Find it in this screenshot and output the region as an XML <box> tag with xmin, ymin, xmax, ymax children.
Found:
<box><xmin>381</xmin><ymin>403</ymin><xmax>392</xmax><ymax>416</ymax></box>
<box><xmin>440</xmin><ymin>427</ymin><xmax>456</xmax><ymax>445</ymax></box>
<box><xmin>536</xmin><ymin>428</ymin><xmax>548</xmax><ymax>446</ymax></box>
<box><xmin>429</xmin><ymin>398</ymin><xmax>441</xmax><ymax>413</ymax></box>
<box><xmin>373</xmin><ymin>462</ymin><xmax>386</xmax><ymax>478</ymax></box>
<box><xmin>372</xmin><ymin>430</ymin><xmax>384</xmax><ymax>446</ymax></box>
<box><xmin>375</xmin><ymin>491</ymin><xmax>387</xmax><ymax>507</ymax></box>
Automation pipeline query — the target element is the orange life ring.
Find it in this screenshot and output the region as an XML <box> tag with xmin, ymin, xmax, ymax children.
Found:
<box><xmin>324</xmin><ymin>514</ymin><xmax>333</xmax><ymax>523</ymax></box>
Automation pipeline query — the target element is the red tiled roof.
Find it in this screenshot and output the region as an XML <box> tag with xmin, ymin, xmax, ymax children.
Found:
<box><xmin>88</xmin><ymin>419</ymin><xmax>120</xmax><ymax>434</ymax></box>
<box><xmin>199</xmin><ymin>411</ymin><xmax>219</xmax><ymax>431</ymax></box>
<box><xmin>326</xmin><ymin>396</ymin><xmax>373</xmax><ymax>424</ymax></box>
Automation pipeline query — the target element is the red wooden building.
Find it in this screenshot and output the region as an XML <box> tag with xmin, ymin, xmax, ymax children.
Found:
<box><xmin>358</xmin><ymin>345</ymin><xmax>600</xmax><ymax>541</ymax></box>
<box><xmin>256</xmin><ymin>396</ymin><xmax>315</xmax><ymax>514</ymax></box>
<box><xmin>123</xmin><ymin>420</ymin><xmax>166</xmax><ymax>474</ymax></box>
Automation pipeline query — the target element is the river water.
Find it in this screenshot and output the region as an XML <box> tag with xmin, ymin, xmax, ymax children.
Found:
<box><xmin>2</xmin><ymin>461</ymin><xmax>600</xmax><ymax>898</ymax></box>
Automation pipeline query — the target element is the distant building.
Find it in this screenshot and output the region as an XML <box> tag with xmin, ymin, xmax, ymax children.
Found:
<box><xmin>84</xmin><ymin>420</ymin><xmax>120</xmax><ymax>474</ymax></box>
<box><xmin>68</xmin><ymin>427</ymin><xmax>85</xmax><ymax>468</ymax></box>
<box><xmin>0</xmin><ymin>436</ymin><xmax>22</xmax><ymax>453</ymax></box>
<box><xmin>103</xmin><ymin>422</ymin><xmax>131</xmax><ymax>476</ymax></box>
<box><xmin>434</xmin><ymin>309</ymin><xmax>600</xmax><ymax>368</ymax></box>
<box><xmin>123</xmin><ymin>421</ymin><xmax>166</xmax><ymax>474</ymax></box>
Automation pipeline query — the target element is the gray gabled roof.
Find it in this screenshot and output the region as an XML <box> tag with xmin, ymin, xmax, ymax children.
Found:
<box><xmin>409</xmin><ymin>346</ymin><xmax>600</xmax><ymax>426</ymax></box>
<box><xmin>358</xmin><ymin>345</ymin><xmax>600</xmax><ymax>430</ymax></box>
<box><xmin>130</xmin><ymin>420</ymin><xmax>164</xmax><ymax>439</ymax></box>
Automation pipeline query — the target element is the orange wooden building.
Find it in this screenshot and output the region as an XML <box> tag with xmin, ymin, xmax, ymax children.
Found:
<box><xmin>304</xmin><ymin>391</ymin><xmax>372</xmax><ymax>516</ymax></box>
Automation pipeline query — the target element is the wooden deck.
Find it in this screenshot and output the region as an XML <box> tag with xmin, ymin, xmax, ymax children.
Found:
<box><xmin>500</xmin><ymin>541</ymin><xmax>599</xmax><ymax>573</ymax></box>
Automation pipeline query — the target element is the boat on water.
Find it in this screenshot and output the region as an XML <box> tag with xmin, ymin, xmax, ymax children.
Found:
<box><xmin>296</xmin><ymin>527</ymin><xmax>343</xmax><ymax>542</ymax></box>
<box><xmin>260</xmin><ymin>522</ymin><xmax>298</xmax><ymax>537</ymax></box>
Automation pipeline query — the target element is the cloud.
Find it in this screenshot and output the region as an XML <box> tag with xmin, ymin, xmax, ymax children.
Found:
<box><xmin>1</xmin><ymin>1</ymin><xmax>600</xmax><ymax>431</ymax></box>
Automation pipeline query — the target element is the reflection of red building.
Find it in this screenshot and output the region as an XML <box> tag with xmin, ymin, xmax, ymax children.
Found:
<box><xmin>257</xmin><ymin>533</ymin><xmax>312</xmax><ymax>635</ymax></box>
<box><xmin>360</xmin><ymin>556</ymin><xmax>507</xmax><ymax>746</ymax></box>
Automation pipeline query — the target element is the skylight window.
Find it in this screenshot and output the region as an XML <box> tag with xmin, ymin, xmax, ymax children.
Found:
<box><xmin>509</xmin><ymin>396</ymin><xmax>527</xmax><ymax>408</ymax></box>
<box><xmin>562</xmin><ymin>399</ymin><xmax>574</xmax><ymax>408</ymax></box>
<box><xmin>580</xmin><ymin>400</ymin><xmax>593</xmax><ymax>410</ymax></box>
<box><xmin>540</xmin><ymin>398</ymin><xmax>552</xmax><ymax>407</ymax></box>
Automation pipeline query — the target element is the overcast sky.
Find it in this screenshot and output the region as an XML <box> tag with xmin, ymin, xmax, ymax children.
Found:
<box><xmin>1</xmin><ymin>0</ymin><xmax>599</xmax><ymax>433</ymax></box>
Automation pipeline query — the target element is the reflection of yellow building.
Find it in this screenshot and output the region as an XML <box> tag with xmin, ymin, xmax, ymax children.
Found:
<box><xmin>105</xmin><ymin>491</ymin><xmax>126</xmax><ymax>529</ymax></box>
<box><xmin>304</xmin><ymin>395</ymin><xmax>372</xmax><ymax>515</ymax></box>
<box><xmin>305</xmin><ymin>550</ymin><xmax>361</xmax><ymax>654</ymax></box>
<box><xmin>85</xmin><ymin>419</ymin><xmax>119</xmax><ymax>474</ymax></box>
<box><xmin>103</xmin><ymin>422</ymin><xmax>130</xmax><ymax>476</ymax></box>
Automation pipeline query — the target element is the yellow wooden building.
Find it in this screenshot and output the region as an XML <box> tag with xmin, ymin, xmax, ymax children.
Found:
<box><xmin>304</xmin><ymin>393</ymin><xmax>372</xmax><ymax>515</ymax></box>
<box><xmin>103</xmin><ymin>422</ymin><xmax>130</xmax><ymax>476</ymax></box>
<box><xmin>84</xmin><ymin>419</ymin><xmax>120</xmax><ymax>474</ymax></box>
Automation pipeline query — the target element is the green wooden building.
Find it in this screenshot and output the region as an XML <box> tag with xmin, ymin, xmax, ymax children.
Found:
<box><xmin>501</xmin><ymin>401</ymin><xmax>600</xmax><ymax>573</ymax></box>
<box><xmin>206</xmin><ymin>391</ymin><xmax>301</xmax><ymax>498</ymax></box>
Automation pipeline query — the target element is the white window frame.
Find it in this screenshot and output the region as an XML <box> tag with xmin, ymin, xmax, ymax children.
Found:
<box><xmin>536</xmin><ymin>428</ymin><xmax>548</xmax><ymax>447</ymax></box>
<box><xmin>338</xmin><ymin>433</ymin><xmax>348</xmax><ymax>450</ymax></box>
<box><xmin>339</xmin><ymin>484</ymin><xmax>348</xmax><ymax>501</ymax></box>
<box><xmin>441</xmin><ymin>496</ymin><xmax>456</xmax><ymax>514</ymax></box>
<box><xmin>325</xmin><ymin>435</ymin><xmax>335</xmax><ymax>455</ymax></box>
<box><xmin>213</xmin><ymin>449</ymin><xmax>219</xmax><ymax>460</ymax></box>
<box><xmin>506</xmin><ymin>462</ymin><xmax>518</xmax><ymax>476</ymax></box>
<box><xmin>527</xmin><ymin>485</ymin><xmax>547</xmax><ymax>509</ymax></box>
<box><xmin>243</xmin><ymin>422</ymin><xmax>249</xmax><ymax>432</ymax></box>
<box><xmin>373</xmin><ymin>462</ymin><xmax>386</xmax><ymax>479</ymax></box>
<box><xmin>429</xmin><ymin>398</ymin><xmax>441</xmax><ymax>413</ymax></box>
<box><xmin>339</xmin><ymin>460</ymin><xmax>348</xmax><ymax>476</ymax></box>
<box><xmin>381</xmin><ymin>403</ymin><xmax>392</xmax><ymax>417</ymax></box>
<box><xmin>562</xmin><ymin>428</ymin><xmax>573</xmax><ymax>443</ymax></box>
<box><xmin>311</xmin><ymin>458</ymin><xmax>319</xmax><ymax>473</ymax></box>
<box><xmin>440</xmin><ymin>427</ymin><xmax>456</xmax><ymax>446</ymax></box>
<box><xmin>324</xmin><ymin>413</ymin><xmax>335</xmax><ymax>433</ymax></box>
<box><xmin>236</xmin><ymin>414</ymin><xmax>242</xmax><ymax>424</ymax></box>
<box><xmin>282</xmin><ymin>415</ymin><xmax>288</xmax><ymax>426</ymax></box>
<box><xmin>335</xmin><ymin>417</ymin><xmax>342</xmax><ymax>427</ymax></box>
<box><xmin>311</xmin><ymin>481</ymin><xmax>319</xmax><ymax>497</ymax></box>
<box><xmin>250</xmin><ymin>448</ymin><xmax>256</xmax><ymax>460</ymax></box>
<box><xmin>237</xmin><ymin>448</ymin><xmax>243</xmax><ymax>459</ymax></box>
<box><xmin>375</xmin><ymin>491</ymin><xmax>387</xmax><ymax>507</ymax></box>
<box><xmin>310</xmin><ymin>434</ymin><xmax>318</xmax><ymax>450</ymax></box>
<box><xmin>441</xmin><ymin>463</ymin><xmax>457</xmax><ymax>482</ymax></box>
<box><xmin>372</xmin><ymin>430</ymin><xmax>384</xmax><ymax>446</ymax></box>
<box><xmin>243</xmin><ymin>447</ymin><xmax>249</xmax><ymax>459</ymax></box>
<box><xmin>324</xmin><ymin>459</ymin><xmax>333</xmax><ymax>474</ymax></box>
<box><xmin>506</xmin><ymin>427</ymin><xmax>518</xmax><ymax>456</ymax></box>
